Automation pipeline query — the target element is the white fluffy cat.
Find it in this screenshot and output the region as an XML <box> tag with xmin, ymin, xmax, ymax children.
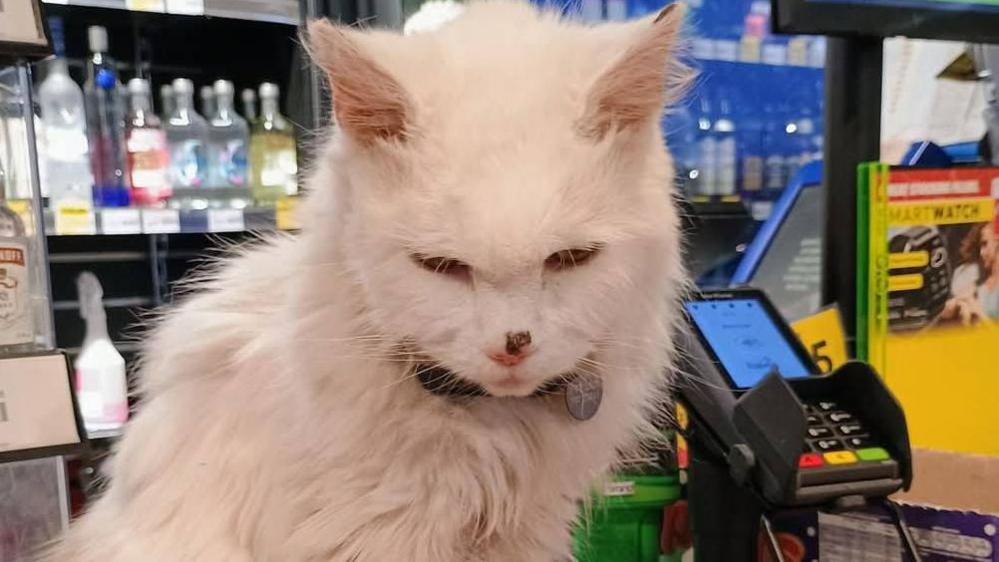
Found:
<box><xmin>43</xmin><ymin>2</ymin><xmax>687</xmax><ymax>560</ymax></box>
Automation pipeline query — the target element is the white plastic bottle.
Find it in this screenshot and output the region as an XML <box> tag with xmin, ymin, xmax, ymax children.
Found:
<box><xmin>74</xmin><ymin>272</ymin><xmax>128</xmax><ymax>433</ymax></box>
<box><xmin>38</xmin><ymin>59</ymin><xmax>94</xmax><ymax>210</ymax></box>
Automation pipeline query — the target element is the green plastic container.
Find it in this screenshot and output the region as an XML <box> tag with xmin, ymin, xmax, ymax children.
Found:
<box><xmin>573</xmin><ymin>473</ymin><xmax>682</xmax><ymax>562</ymax></box>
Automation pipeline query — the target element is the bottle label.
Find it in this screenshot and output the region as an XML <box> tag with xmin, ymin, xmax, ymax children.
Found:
<box><xmin>218</xmin><ymin>139</ymin><xmax>248</xmax><ymax>187</ymax></box>
<box><xmin>258</xmin><ymin>146</ymin><xmax>298</xmax><ymax>194</ymax></box>
<box><xmin>169</xmin><ymin>139</ymin><xmax>207</xmax><ymax>188</ymax></box>
<box><xmin>128</xmin><ymin>129</ymin><xmax>171</xmax><ymax>195</ymax></box>
<box><xmin>0</xmin><ymin>240</ymin><xmax>33</xmax><ymax>347</ymax></box>
<box><xmin>76</xmin><ymin>363</ymin><xmax>129</xmax><ymax>428</ymax></box>
<box><xmin>45</xmin><ymin>128</ymin><xmax>90</xmax><ymax>162</ymax></box>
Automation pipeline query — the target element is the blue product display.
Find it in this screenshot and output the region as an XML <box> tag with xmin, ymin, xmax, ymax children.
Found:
<box><xmin>534</xmin><ymin>0</ymin><xmax>825</xmax><ymax>215</ymax></box>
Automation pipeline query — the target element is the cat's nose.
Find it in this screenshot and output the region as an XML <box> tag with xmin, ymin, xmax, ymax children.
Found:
<box><xmin>505</xmin><ymin>331</ymin><xmax>532</xmax><ymax>355</ymax></box>
<box><xmin>487</xmin><ymin>331</ymin><xmax>533</xmax><ymax>367</ymax></box>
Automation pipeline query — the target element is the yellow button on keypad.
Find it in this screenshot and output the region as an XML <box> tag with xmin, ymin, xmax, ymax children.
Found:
<box><xmin>823</xmin><ymin>451</ymin><xmax>859</xmax><ymax>465</ymax></box>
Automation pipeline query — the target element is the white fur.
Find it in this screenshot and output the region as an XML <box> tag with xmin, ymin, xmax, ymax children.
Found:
<box><xmin>43</xmin><ymin>3</ymin><xmax>686</xmax><ymax>561</ymax></box>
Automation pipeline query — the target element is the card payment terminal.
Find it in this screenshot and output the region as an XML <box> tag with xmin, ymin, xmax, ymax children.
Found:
<box><xmin>676</xmin><ymin>288</ymin><xmax>916</xmax><ymax>562</ymax></box>
<box><xmin>681</xmin><ymin>289</ymin><xmax>905</xmax><ymax>499</ymax></box>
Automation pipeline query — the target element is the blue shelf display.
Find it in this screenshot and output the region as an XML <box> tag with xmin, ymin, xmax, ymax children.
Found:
<box><xmin>534</xmin><ymin>0</ymin><xmax>826</xmax><ymax>218</ymax></box>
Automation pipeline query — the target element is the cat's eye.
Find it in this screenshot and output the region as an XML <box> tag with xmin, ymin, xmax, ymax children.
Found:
<box><xmin>545</xmin><ymin>247</ymin><xmax>601</xmax><ymax>271</ymax></box>
<box><xmin>411</xmin><ymin>254</ymin><xmax>472</xmax><ymax>280</ymax></box>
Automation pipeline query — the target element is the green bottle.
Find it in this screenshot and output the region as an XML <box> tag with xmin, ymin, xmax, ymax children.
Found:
<box><xmin>249</xmin><ymin>83</ymin><xmax>297</xmax><ymax>205</ymax></box>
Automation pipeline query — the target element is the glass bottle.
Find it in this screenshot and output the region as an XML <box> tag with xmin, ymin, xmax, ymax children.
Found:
<box><xmin>241</xmin><ymin>88</ymin><xmax>257</xmax><ymax>124</ymax></box>
<box><xmin>160</xmin><ymin>84</ymin><xmax>175</xmax><ymax>119</ymax></box>
<box><xmin>126</xmin><ymin>78</ymin><xmax>171</xmax><ymax>206</ymax></box>
<box><xmin>84</xmin><ymin>25</ymin><xmax>130</xmax><ymax>208</ymax></box>
<box><xmin>38</xmin><ymin>58</ymin><xmax>94</xmax><ymax>210</ymax></box>
<box><xmin>0</xmin><ymin>161</ymin><xmax>34</xmax><ymax>351</ymax></box>
<box><xmin>207</xmin><ymin>80</ymin><xmax>250</xmax><ymax>192</ymax></box>
<box><xmin>713</xmin><ymin>88</ymin><xmax>737</xmax><ymax>197</ymax></box>
<box><xmin>249</xmin><ymin>83</ymin><xmax>298</xmax><ymax>204</ymax></box>
<box><xmin>200</xmin><ymin>85</ymin><xmax>216</xmax><ymax>122</ymax></box>
<box><xmin>695</xmin><ymin>94</ymin><xmax>717</xmax><ymax>197</ymax></box>
<box><xmin>164</xmin><ymin>78</ymin><xmax>209</xmax><ymax>193</ymax></box>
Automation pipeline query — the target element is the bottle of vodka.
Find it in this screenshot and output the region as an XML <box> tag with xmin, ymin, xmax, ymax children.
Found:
<box><xmin>160</xmin><ymin>84</ymin><xmax>175</xmax><ymax>119</ymax></box>
<box><xmin>200</xmin><ymin>85</ymin><xmax>216</xmax><ymax>122</ymax></box>
<box><xmin>0</xmin><ymin>161</ymin><xmax>34</xmax><ymax>351</ymax></box>
<box><xmin>241</xmin><ymin>88</ymin><xmax>257</xmax><ymax>124</ymax></box>
<box><xmin>84</xmin><ymin>25</ymin><xmax>130</xmax><ymax>207</ymax></box>
<box><xmin>126</xmin><ymin>78</ymin><xmax>171</xmax><ymax>206</ymax></box>
<box><xmin>207</xmin><ymin>80</ymin><xmax>250</xmax><ymax>192</ymax></box>
<box><xmin>38</xmin><ymin>58</ymin><xmax>94</xmax><ymax>210</ymax></box>
<box><xmin>164</xmin><ymin>78</ymin><xmax>209</xmax><ymax>193</ymax></box>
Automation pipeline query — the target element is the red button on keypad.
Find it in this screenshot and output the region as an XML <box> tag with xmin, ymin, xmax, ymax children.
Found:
<box><xmin>798</xmin><ymin>453</ymin><xmax>825</xmax><ymax>469</ymax></box>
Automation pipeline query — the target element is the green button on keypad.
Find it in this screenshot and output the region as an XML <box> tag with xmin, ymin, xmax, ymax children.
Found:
<box><xmin>856</xmin><ymin>447</ymin><xmax>890</xmax><ymax>461</ymax></box>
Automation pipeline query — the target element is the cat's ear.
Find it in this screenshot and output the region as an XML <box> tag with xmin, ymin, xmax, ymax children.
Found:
<box><xmin>577</xmin><ymin>4</ymin><xmax>685</xmax><ymax>141</ymax></box>
<box><xmin>307</xmin><ymin>20</ymin><xmax>413</xmax><ymax>146</ymax></box>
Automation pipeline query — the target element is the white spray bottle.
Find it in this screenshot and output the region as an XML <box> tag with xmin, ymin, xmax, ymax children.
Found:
<box><xmin>74</xmin><ymin>272</ymin><xmax>128</xmax><ymax>432</ymax></box>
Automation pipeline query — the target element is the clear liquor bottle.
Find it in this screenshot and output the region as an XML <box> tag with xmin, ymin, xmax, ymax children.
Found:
<box><xmin>164</xmin><ymin>78</ymin><xmax>209</xmax><ymax>194</ymax></box>
<box><xmin>207</xmin><ymin>80</ymin><xmax>250</xmax><ymax>192</ymax></box>
<box><xmin>126</xmin><ymin>78</ymin><xmax>171</xmax><ymax>206</ymax></box>
<box><xmin>0</xmin><ymin>161</ymin><xmax>34</xmax><ymax>351</ymax></box>
<box><xmin>84</xmin><ymin>25</ymin><xmax>130</xmax><ymax>207</ymax></box>
<box><xmin>249</xmin><ymin>83</ymin><xmax>297</xmax><ymax>204</ymax></box>
<box><xmin>241</xmin><ymin>88</ymin><xmax>257</xmax><ymax>124</ymax></box>
<box><xmin>38</xmin><ymin>58</ymin><xmax>94</xmax><ymax>210</ymax></box>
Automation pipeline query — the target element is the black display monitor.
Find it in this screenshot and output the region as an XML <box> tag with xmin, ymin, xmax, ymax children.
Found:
<box><xmin>733</xmin><ymin>163</ymin><xmax>824</xmax><ymax>323</ymax></box>
<box><xmin>773</xmin><ymin>0</ymin><xmax>999</xmax><ymax>43</ymax></box>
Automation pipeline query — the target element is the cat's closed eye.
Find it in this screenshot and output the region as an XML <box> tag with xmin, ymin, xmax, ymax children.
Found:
<box><xmin>544</xmin><ymin>247</ymin><xmax>601</xmax><ymax>271</ymax></box>
<box><xmin>411</xmin><ymin>254</ymin><xmax>472</xmax><ymax>280</ymax></box>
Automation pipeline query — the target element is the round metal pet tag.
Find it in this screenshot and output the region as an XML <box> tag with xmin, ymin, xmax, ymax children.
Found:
<box><xmin>565</xmin><ymin>376</ymin><xmax>603</xmax><ymax>421</ymax></box>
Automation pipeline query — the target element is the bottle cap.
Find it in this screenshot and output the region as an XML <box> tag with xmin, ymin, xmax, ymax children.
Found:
<box><xmin>172</xmin><ymin>78</ymin><xmax>194</xmax><ymax>94</ymax></box>
<box><xmin>200</xmin><ymin>85</ymin><xmax>214</xmax><ymax>100</ymax></box>
<box><xmin>259</xmin><ymin>82</ymin><xmax>279</xmax><ymax>99</ymax></box>
<box><xmin>213</xmin><ymin>79</ymin><xmax>234</xmax><ymax>96</ymax></box>
<box><xmin>87</xmin><ymin>26</ymin><xmax>109</xmax><ymax>53</ymax></box>
<box><xmin>241</xmin><ymin>88</ymin><xmax>256</xmax><ymax>102</ymax></box>
<box><xmin>127</xmin><ymin>78</ymin><xmax>150</xmax><ymax>95</ymax></box>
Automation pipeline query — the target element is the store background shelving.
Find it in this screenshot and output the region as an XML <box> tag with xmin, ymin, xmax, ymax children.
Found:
<box><xmin>42</xmin><ymin>0</ymin><xmax>300</xmax><ymax>26</ymax></box>
<box><xmin>14</xmin><ymin>1</ymin><xmax>330</xmax><ymax>483</ymax></box>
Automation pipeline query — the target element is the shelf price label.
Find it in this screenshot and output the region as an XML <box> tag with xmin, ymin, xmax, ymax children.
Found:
<box><xmin>207</xmin><ymin>209</ymin><xmax>245</xmax><ymax>233</ymax></box>
<box><xmin>100</xmin><ymin>209</ymin><xmax>142</xmax><ymax>235</ymax></box>
<box><xmin>126</xmin><ymin>0</ymin><xmax>166</xmax><ymax>11</ymax></box>
<box><xmin>714</xmin><ymin>39</ymin><xmax>739</xmax><ymax>62</ymax></box>
<box><xmin>141</xmin><ymin>209</ymin><xmax>181</xmax><ymax>234</ymax></box>
<box><xmin>165</xmin><ymin>0</ymin><xmax>204</xmax><ymax>15</ymax></box>
<box><xmin>276</xmin><ymin>197</ymin><xmax>300</xmax><ymax>231</ymax></box>
<box><xmin>54</xmin><ymin>205</ymin><xmax>97</xmax><ymax>235</ymax></box>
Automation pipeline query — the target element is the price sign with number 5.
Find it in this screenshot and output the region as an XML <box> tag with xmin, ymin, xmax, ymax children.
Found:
<box><xmin>792</xmin><ymin>306</ymin><xmax>848</xmax><ymax>374</ymax></box>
